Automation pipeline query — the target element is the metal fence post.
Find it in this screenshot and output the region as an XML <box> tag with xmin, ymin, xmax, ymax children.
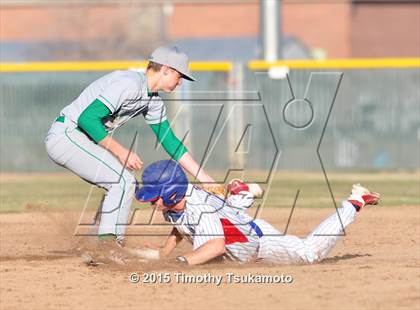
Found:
<box><xmin>228</xmin><ymin>62</ymin><xmax>245</xmax><ymax>169</ymax></box>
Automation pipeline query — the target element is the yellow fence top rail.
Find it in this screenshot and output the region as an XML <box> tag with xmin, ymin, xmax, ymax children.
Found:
<box><xmin>1</xmin><ymin>59</ymin><xmax>418</xmax><ymax>72</ymax></box>
<box><xmin>248</xmin><ymin>58</ymin><xmax>420</xmax><ymax>70</ymax></box>
<box><xmin>0</xmin><ymin>61</ymin><xmax>232</xmax><ymax>72</ymax></box>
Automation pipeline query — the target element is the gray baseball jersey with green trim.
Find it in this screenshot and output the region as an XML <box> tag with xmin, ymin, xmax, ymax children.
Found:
<box><xmin>60</xmin><ymin>70</ymin><xmax>167</xmax><ymax>130</ymax></box>
<box><xmin>45</xmin><ymin>70</ymin><xmax>168</xmax><ymax>238</ymax></box>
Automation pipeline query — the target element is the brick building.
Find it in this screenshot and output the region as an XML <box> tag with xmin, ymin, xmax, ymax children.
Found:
<box><xmin>0</xmin><ymin>0</ymin><xmax>418</xmax><ymax>60</ymax></box>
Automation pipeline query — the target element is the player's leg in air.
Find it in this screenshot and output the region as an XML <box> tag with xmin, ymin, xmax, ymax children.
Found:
<box><xmin>257</xmin><ymin>184</ymin><xmax>380</xmax><ymax>264</ymax></box>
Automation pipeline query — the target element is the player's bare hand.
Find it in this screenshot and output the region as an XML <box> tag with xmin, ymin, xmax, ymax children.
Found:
<box><xmin>99</xmin><ymin>136</ymin><xmax>143</xmax><ymax>170</ymax></box>
<box><xmin>119</xmin><ymin>150</ymin><xmax>143</xmax><ymax>170</ymax></box>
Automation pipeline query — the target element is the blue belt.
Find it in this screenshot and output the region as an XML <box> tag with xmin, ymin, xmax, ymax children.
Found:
<box><xmin>249</xmin><ymin>221</ymin><xmax>264</xmax><ymax>238</ymax></box>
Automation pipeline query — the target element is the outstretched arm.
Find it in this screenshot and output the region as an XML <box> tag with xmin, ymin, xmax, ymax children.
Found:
<box><xmin>178</xmin><ymin>152</ymin><xmax>214</xmax><ymax>183</ymax></box>
<box><xmin>160</xmin><ymin>227</ymin><xmax>184</xmax><ymax>257</ymax></box>
<box><xmin>181</xmin><ymin>238</ymin><xmax>225</xmax><ymax>265</ymax></box>
<box><xmin>142</xmin><ymin>228</ymin><xmax>225</xmax><ymax>265</ymax></box>
<box><xmin>149</xmin><ymin>121</ymin><xmax>214</xmax><ymax>183</ymax></box>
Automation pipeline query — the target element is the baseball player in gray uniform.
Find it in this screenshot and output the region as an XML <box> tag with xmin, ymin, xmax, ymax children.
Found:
<box><xmin>135</xmin><ymin>160</ymin><xmax>381</xmax><ymax>265</ymax></box>
<box><xmin>44</xmin><ymin>47</ymin><xmax>215</xmax><ymax>249</ymax></box>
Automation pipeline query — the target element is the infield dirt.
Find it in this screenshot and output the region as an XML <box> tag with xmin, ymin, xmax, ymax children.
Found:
<box><xmin>1</xmin><ymin>206</ymin><xmax>419</xmax><ymax>310</ymax></box>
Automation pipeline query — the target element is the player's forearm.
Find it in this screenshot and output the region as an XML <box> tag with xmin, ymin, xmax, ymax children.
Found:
<box><xmin>183</xmin><ymin>238</ymin><xmax>225</xmax><ymax>265</ymax></box>
<box><xmin>98</xmin><ymin>135</ymin><xmax>143</xmax><ymax>170</ymax></box>
<box><xmin>98</xmin><ymin>135</ymin><xmax>125</xmax><ymax>158</ymax></box>
<box><xmin>149</xmin><ymin>122</ymin><xmax>214</xmax><ymax>183</ymax></box>
<box><xmin>160</xmin><ymin>228</ymin><xmax>183</xmax><ymax>257</ymax></box>
<box><xmin>148</xmin><ymin>121</ymin><xmax>188</xmax><ymax>160</ymax></box>
<box><xmin>178</xmin><ymin>152</ymin><xmax>215</xmax><ymax>183</ymax></box>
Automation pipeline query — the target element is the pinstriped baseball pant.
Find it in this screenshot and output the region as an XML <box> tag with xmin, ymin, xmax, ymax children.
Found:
<box><xmin>45</xmin><ymin>121</ymin><xmax>136</xmax><ymax>236</ymax></box>
<box><xmin>255</xmin><ymin>201</ymin><xmax>357</xmax><ymax>264</ymax></box>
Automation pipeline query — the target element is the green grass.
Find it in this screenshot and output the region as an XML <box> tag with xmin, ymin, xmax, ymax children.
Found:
<box><xmin>265</xmin><ymin>177</ymin><xmax>419</xmax><ymax>208</ymax></box>
<box><xmin>0</xmin><ymin>173</ymin><xmax>104</xmax><ymax>213</ymax></box>
<box><xmin>0</xmin><ymin>172</ymin><xmax>418</xmax><ymax>213</ymax></box>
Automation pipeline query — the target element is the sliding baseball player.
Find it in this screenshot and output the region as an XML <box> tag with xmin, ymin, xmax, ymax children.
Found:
<box><xmin>135</xmin><ymin>160</ymin><xmax>380</xmax><ymax>265</ymax></box>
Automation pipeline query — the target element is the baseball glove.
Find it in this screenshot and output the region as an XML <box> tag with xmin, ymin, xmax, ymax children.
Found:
<box><xmin>201</xmin><ymin>184</ymin><xmax>226</xmax><ymax>198</ymax></box>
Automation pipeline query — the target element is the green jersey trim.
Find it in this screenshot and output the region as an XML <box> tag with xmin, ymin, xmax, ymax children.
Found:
<box><xmin>55</xmin><ymin>116</ymin><xmax>65</xmax><ymax>123</ymax></box>
<box><xmin>149</xmin><ymin>120</ymin><xmax>188</xmax><ymax>161</ymax></box>
<box><xmin>77</xmin><ymin>99</ymin><xmax>111</xmax><ymax>143</ymax></box>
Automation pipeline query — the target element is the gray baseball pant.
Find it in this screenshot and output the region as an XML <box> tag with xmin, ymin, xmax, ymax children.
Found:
<box><xmin>45</xmin><ymin>118</ymin><xmax>136</xmax><ymax>236</ymax></box>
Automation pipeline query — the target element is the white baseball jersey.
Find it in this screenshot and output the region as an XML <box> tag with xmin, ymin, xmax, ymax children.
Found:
<box><xmin>164</xmin><ymin>184</ymin><xmax>358</xmax><ymax>264</ymax></box>
<box><xmin>60</xmin><ymin>70</ymin><xmax>167</xmax><ymax>131</ymax></box>
<box><xmin>165</xmin><ymin>185</ymin><xmax>262</xmax><ymax>262</ymax></box>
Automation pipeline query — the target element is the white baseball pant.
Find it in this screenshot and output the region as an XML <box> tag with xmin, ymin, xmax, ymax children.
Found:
<box><xmin>255</xmin><ymin>201</ymin><xmax>357</xmax><ymax>264</ymax></box>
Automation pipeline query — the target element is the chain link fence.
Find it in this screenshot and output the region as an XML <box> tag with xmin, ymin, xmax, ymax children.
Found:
<box><xmin>1</xmin><ymin>63</ymin><xmax>418</xmax><ymax>172</ymax></box>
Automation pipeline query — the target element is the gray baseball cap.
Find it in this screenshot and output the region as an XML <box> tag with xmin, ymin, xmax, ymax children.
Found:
<box><xmin>148</xmin><ymin>46</ymin><xmax>196</xmax><ymax>81</ymax></box>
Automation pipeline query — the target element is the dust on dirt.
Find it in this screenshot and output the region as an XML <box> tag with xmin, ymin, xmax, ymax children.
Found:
<box><xmin>0</xmin><ymin>206</ymin><xmax>419</xmax><ymax>310</ymax></box>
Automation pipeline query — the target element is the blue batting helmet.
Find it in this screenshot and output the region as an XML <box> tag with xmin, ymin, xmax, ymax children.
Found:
<box><xmin>135</xmin><ymin>160</ymin><xmax>188</xmax><ymax>207</ymax></box>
